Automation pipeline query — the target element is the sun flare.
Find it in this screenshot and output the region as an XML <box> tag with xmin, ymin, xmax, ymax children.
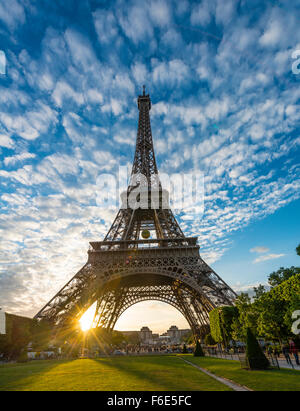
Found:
<box><xmin>79</xmin><ymin>303</ymin><xmax>96</xmax><ymax>331</ymax></box>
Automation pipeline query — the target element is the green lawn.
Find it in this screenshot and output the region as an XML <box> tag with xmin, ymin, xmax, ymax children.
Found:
<box><xmin>0</xmin><ymin>356</ymin><xmax>231</xmax><ymax>391</ymax></box>
<box><xmin>180</xmin><ymin>355</ymin><xmax>300</xmax><ymax>391</ymax></box>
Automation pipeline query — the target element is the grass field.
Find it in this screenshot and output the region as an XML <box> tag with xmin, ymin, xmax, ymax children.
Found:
<box><xmin>0</xmin><ymin>356</ymin><xmax>231</xmax><ymax>391</ymax></box>
<box><xmin>0</xmin><ymin>355</ymin><xmax>299</xmax><ymax>391</ymax></box>
<box><xmin>180</xmin><ymin>355</ymin><xmax>300</xmax><ymax>391</ymax></box>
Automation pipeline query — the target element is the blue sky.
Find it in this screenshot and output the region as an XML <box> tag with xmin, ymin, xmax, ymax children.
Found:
<box><xmin>0</xmin><ymin>0</ymin><xmax>299</xmax><ymax>332</ymax></box>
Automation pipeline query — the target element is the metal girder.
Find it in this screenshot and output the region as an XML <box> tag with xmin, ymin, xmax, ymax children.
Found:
<box><xmin>35</xmin><ymin>89</ymin><xmax>236</xmax><ymax>339</ymax></box>
<box><xmin>91</xmin><ymin>282</ymin><xmax>211</xmax><ymax>338</ymax></box>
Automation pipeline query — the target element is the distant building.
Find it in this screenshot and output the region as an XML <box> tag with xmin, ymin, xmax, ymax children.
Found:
<box><xmin>119</xmin><ymin>325</ymin><xmax>191</xmax><ymax>346</ymax></box>
<box><xmin>167</xmin><ymin>325</ymin><xmax>180</xmax><ymax>341</ymax></box>
<box><xmin>167</xmin><ymin>326</ymin><xmax>190</xmax><ymax>343</ymax></box>
<box><xmin>140</xmin><ymin>326</ymin><xmax>153</xmax><ymax>344</ymax></box>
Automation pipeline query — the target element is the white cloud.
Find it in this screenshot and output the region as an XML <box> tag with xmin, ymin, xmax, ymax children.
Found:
<box><xmin>131</xmin><ymin>62</ymin><xmax>148</xmax><ymax>84</ymax></box>
<box><xmin>64</xmin><ymin>29</ymin><xmax>97</xmax><ymax>72</ymax></box>
<box><xmin>152</xmin><ymin>59</ymin><xmax>190</xmax><ymax>87</ymax></box>
<box><xmin>0</xmin><ymin>102</ymin><xmax>57</xmax><ymax>141</ymax></box>
<box><xmin>259</xmin><ymin>20</ymin><xmax>282</xmax><ymax>47</ymax></box>
<box><xmin>4</xmin><ymin>152</ymin><xmax>36</xmax><ymax>166</ymax></box>
<box><xmin>86</xmin><ymin>89</ymin><xmax>103</xmax><ymax>105</ymax></box>
<box><xmin>0</xmin><ymin>0</ymin><xmax>25</xmax><ymax>29</ymax></box>
<box><xmin>232</xmin><ymin>281</ymin><xmax>270</xmax><ymax>295</ymax></box>
<box><xmin>250</xmin><ymin>246</ymin><xmax>270</xmax><ymax>253</ymax></box>
<box><xmin>215</xmin><ymin>0</ymin><xmax>236</xmax><ymax>26</ymax></box>
<box><xmin>190</xmin><ymin>0</ymin><xmax>212</xmax><ymax>26</ymax></box>
<box><xmin>148</xmin><ymin>0</ymin><xmax>171</xmax><ymax>26</ymax></box>
<box><xmin>52</xmin><ymin>81</ymin><xmax>84</xmax><ymax>107</ymax></box>
<box><xmin>249</xmin><ymin>124</ymin><xmax>265</xmax><ymax>141</ymax></box>
<box><xmin>117</xmin><ymin>3</ymin><xmax>154</xmax><ymax>44</ymax></box>
<box><xmin>259</xmin><ymin>7</ymin><xmax>298</xmax><ymax>49</ymax></box>
<box><xmin>0</xmin><ymin>133</ymin><xmax>14</xmax><ymax>148</ymax></box>
<box><xmin>113</xmin><ymin>133</ymin><xmax>135</xmax><ymax>146</ymax></box>
<box><xmin>253</xmin><ymin>253</ymin><xmax>285</xmax><ymax>264</ymax></box>
<box><xmin>41</xmin><ymin>154</ymin><xmax>78</xmax><ymax>176</ymax></box>
<box><xmin>93</xmin><ymin>9</ymin><xmax>119</xmax><ymax>44</ymax></box>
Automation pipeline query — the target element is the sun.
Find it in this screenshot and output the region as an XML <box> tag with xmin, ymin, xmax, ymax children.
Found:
<box><xmin>79</xmin><ymin>303</ymin><xmax>96</xmax><ymax>331</ymax></box>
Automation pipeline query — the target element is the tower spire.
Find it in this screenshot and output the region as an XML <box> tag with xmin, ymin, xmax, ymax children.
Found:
<box><xmin>130</xmin><ymin>87</ymin><xmax>158</xmax><ymax>188</ymax></box>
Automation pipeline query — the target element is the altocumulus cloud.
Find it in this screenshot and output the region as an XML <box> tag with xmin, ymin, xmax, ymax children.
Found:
<box><xmin>0</xmin><ymin>0</ymin><xmax>299</xmax><ymax>316</ymax></box>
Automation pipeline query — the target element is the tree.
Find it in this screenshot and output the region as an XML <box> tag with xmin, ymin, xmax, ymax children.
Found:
<box><xmin>126</xmin><ymin>332</ymin><xmax>140</xmax><ymax>345</ymax></box>
<box><xmin>111</xmin><ymin>331</ymin><xmax>127</xmax><ymax>346</ymax></box>
<box><xmin>247</xmin><ymin>274</ymin><xmax>300</xmax><ymax>342</ymax></box>
<box><xmin>209</xmin><ymin>306</ymin><xmax>238</xmax><ymax>346</ymax></box>
<box><xmin>231</xmin><ymin>293</ymin><xmax>259</xmax><ymax>341</ymax></box>
<box><xmin>31</xmin><ymin>319</ymin><xmax>52</xmax><ymax>351</ymax></box>
<box><xmin>181</xmin><ymin>330</ymin><xmax>193</xmax><ymax>344</ymax></box>
<box><xmin>204</xmin><ymin>333</ymin><xmax>216</xmax><ymax>346</ymax></box>
<box><xmin>268</xmin><ymin>266</ymin><xmax>300</xmax><ymax>288</ymax></box>
<box><xmin>253</xmin><ymin>284</ymin><xmax>266</xmax><ymax>300</ymax></box>
<box><xmin>182</xmin><ymin>344</ymin><xmax>187</xmax><ymax>354</ymax></box>
<box><xmin>0</xmin><ymin>314</ymin><xmax>32</xmax><ymax>360</ymax></box>
<box><xmin>245</xmin><ymin>328</ymin><xmax>269</xmax><ymax>370</ymax></box>
<box><xmin>297</xmin><ymin>244</ymin><xmax>300</xmax><ymax>256</ymax></box>
<box><xmin>194</xmin><ymin>340</ymin><xmax>205</xmax><ymax>357</ymax></box>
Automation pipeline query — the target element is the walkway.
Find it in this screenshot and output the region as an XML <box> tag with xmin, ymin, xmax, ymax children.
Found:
<box><xmin>179</xmin><ymin>357</ymin><xmax>252</xmax><ymax>392</ymax></box>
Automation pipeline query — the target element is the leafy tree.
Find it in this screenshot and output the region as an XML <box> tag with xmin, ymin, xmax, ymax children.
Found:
<box><xmin>256</xmin><ymin>274</ymin><xmax>300</xmax><ymax>342</ymax></box>
<box><xmin>268</xmin><ymin>266</ymin><xmax>300</xmax><ymax>288</ymax></box>
<box><xmin>204</xmin><ymin>333</ymin><xmax>216</xmax><ymax>346</ymax></box>
<box><xmin>126</xmin><ymin>332</ymin><xmax>140</xmax><ymax>345</ymax></box>
<box><xmin>87</xmin><ymin>328</ymin><xmax>127</xmax><ymax>350</ymax></box>
<box><xmin>297</xmin><ymin>244</ymin><xmax>300</xmax><ymax>256</ymax></box>
<box><xmin>194</xmin><ymin>340</ymin><xmax>205</xmax><ymax>357</ymax></box>
<box><xmin>245</xmin><ymin>328</ymin><xmax>269</xmax><ymax>370</ymax></box>
<box><xmin>111</xmin><ymin>331</ymin><xmax>127</xmax><ymax>346</ymax></box>
<box><xmin>0</xmin><ymin>314</ymin><xmax>32</xmax><ymax>360</ymax></box>
<box><xmin>182</xmin><ymin>344</ymin><xmax>187</xmax><ymax>354</ymax></box>
<box><xmin>231</xmin><ymin>293</ymin><xmax>259</xmax><ymax>341</ymax></box>
<box><xmin>209</xmin><ymin>309</ymin><xmax>222</xmax><ymax>343</ymax></box>
<box><xmin>31</xmin><ymin>319</ymin><xmax>52</xmax><ymax>351</ymax></box>
<box><xmin>284</xmin><ymin>293</ymin><xmax>300</xmax><ymax>336</ymax></box>
<box><xmin>253</xmin><ymin>284</ymin><xmax>266</xmax><ymax>300</ymax></box>
<box><xmin>181</xmin><ymin>330</ymin><xmax>193</xmax><ymax>344</ymax></box>
<box><xmin>209</xmin><ymin>306</ymin><xmax>239</xmax><ymax>346</ymax></box>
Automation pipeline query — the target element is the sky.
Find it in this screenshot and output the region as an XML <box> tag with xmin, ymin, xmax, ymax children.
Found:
<box><xmin>0</xmin><ymin>0</ymin><xmax>299</xmax><ymax>334</ymax></box>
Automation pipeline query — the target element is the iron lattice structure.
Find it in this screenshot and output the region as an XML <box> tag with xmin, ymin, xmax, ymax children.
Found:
<box><xmin>35</xmin><ymin>88</ymin><xmax>236</xmax><ymax>338</ymax></box>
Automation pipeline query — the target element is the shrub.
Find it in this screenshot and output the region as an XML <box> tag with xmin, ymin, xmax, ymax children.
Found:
<box><xmin>194</xmin><ymin>340</ymin><xmax>205</xmax><ymax>357</ymax></box>
<box><xmin>246</xmin><ymin>328</ymin><xmax>269</xmax><ymax>370</ymax></box>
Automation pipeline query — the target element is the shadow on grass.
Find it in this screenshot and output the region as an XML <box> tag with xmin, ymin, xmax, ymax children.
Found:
<box><xmin>90</xmin><ymin>355</ymin><xmax>230</xmax><ymax>391</ymax></box>
<box><xmin>0</xmin><ymin>355</ymin><xmax>233</xmax><ymax>391</ymax></box>
<box><xmin>91</xmin><ymin>356</ymin><xmax>173</xmax><ymax>391</ymax></box>
<box><xmin>0</xmin><ymin>359</ymin><xmax>76</xmax><ymax>391</ymax></box>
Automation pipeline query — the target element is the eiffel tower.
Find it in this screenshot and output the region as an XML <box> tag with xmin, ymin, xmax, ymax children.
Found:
<box><xmin>35</xmin><ymin>87</ymin><xmax>236</xmax><ymax>338</ymax></box>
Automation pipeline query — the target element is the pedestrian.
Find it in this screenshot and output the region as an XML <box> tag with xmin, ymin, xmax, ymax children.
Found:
<box><xmin>289</xmin><ymin>340</ymin><xmax>300</xmax><ymax>366</ymax></box>
<box><xmin>282</xmin><ymin>345</ymin><xmax>293</xmax><ymax>366</ymax></box>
